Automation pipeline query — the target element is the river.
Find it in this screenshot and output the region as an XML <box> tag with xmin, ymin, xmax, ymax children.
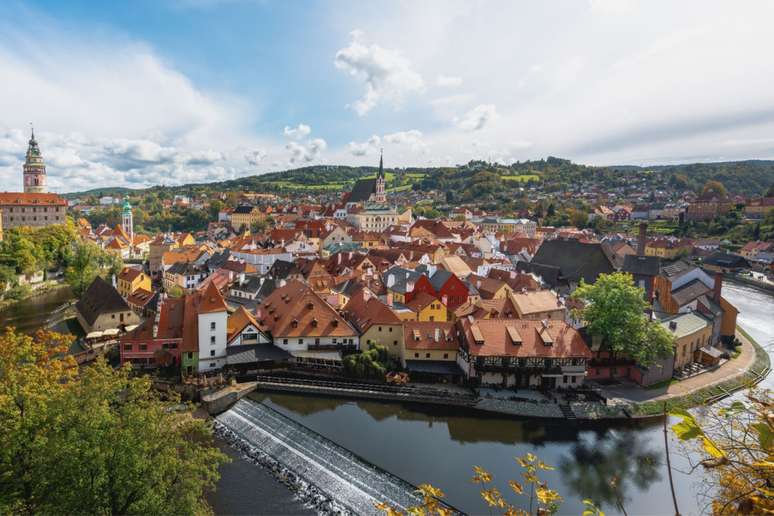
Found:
<box><xmin>211</xmin><ymin>281</ymin><xmax>773</xmax><ymax>515</ymax></box>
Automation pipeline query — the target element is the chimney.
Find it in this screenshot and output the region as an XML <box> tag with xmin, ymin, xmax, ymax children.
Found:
<box><xmin>434</xmin><ymin>327</ymin><xmax>440</xmax><ymax>342</ymax></box>
<box><xmin>638</xmin><ymin>222</ymin><xmax>647</xmax><ymax>257</ymax></box>
<box><xmin>441</xmin><ymin>294</ymin><xmax>448</xmax><ymax>307</ymax></box>
<box><xmin>338</xmin><ymin>253</ymin><xmax>342</xmax><ymax>264</ymax></box>
<box><xmin>713</xmin><ymin>272</ymin><xmax>722</xmax><ymax>302</ymax></box>
<box><xmin>669</xmin><ymin>320</ymin><xmax>677</xmax><ymax>331</ymax></box>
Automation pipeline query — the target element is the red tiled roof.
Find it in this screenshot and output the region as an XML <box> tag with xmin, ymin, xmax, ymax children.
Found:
<box><xmin>459</xmin><ymin>318</ymin><xmax>591</xmax><ymax>358</ymax></box>
<box><xmin>0</xmin><ymin>192</ymin><xmax>66</xmax><ymax>206</ymax></box>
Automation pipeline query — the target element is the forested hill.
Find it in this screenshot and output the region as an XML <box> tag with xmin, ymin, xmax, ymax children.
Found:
<box><xmin>66</xmin><ymin>158</ymin><xmax>774</xmax><ymax>200</ymax></box>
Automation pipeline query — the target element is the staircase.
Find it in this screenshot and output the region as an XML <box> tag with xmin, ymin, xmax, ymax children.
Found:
<box><xmin>559</xmin><ymin>404</ymin><xmax>576</xmax><ymax>420</ymax></box>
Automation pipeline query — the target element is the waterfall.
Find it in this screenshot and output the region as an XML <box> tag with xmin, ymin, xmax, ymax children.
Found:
<box><xmin>215</xmin><ymin>399</ymin><xmax>437</xmax><ymax>516</ymax></box>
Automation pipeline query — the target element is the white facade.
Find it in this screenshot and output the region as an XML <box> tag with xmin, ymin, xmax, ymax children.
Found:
<box><xmin>231</xmin><ymin>249</ymin><xmax>293</xmax><ymax>274</ymax></box>
<box><xmin>273</xmin><ymin>334</ymin><xmax>359</xmax><ymax>353</ymax></box>
<box><xmin>197</xmin><ymin>310</ymin><xmax>228</xmax><ymax>372</ymax></box>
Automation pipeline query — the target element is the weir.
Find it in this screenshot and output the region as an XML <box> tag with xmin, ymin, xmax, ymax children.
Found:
<box><xmin>216</xmin><ymin>398</ymin><xmax>452</xmax><ymax>515</ymax></box>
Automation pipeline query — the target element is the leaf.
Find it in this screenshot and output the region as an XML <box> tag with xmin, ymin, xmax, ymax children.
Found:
<box><xmin>701</xmin><ymin>437</ymin><xmax>726</xmax><ymax>458</ymax></box>
<box><xmin>537</xmin><ymin>461</ymin><xmax>555</xmax><ymax>471</ymax></box>
<box><xmin>535</xmin><ymin>486</ymin><xmax>562</xmax><ymax>505</ymax></box>
<box><xmin>416</xmin><ymin>483</ymin><xmax>445</xmax><ymax>499</ymax></box>
<box><xmin>480</xmin><ymin>487</ymin><xmax>505</xmax><ymax>508</ymax></box>
<box><xmin>525</xmin><ymin>452</ymin><xmax>537</xmax><ymax>462</ymax></box>
<box><xmin>671</xmin><ymin>412</ymin><xmax>703</xmax><ymax>441</ymax></box>
<box><xmin>752</xmin><ymin>422</ymin><xmax>772</xmax><ymax>451</ymax></box>
<box><xmin>509</xmin><ymin>480</ymin><xmax>524</xmax><ymax>495</ymax></box>
<box><xmin>472</xmin><ymin>465</ymin><xmax>492</xmax><ymax>484</ymax></box>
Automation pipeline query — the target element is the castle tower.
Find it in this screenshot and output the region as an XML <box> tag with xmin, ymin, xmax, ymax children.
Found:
<box><xmin>23</xmin><ymin>127</ymin><xmax>47</xmax><ymax>193</ymax></box>
<box><xmin>374</xmin><ymin>148</ymin><xmax>386</xmax><ymax>203</ymax></box>
<box><xmin>122</xmin><ymin>198</ymin><xmax>134</xmax><ymax>243</ymax></box>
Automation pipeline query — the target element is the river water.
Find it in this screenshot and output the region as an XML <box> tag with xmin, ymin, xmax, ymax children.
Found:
<box><xmin>211</xmin><ymin>281</ymin><xmax>772</xmax><ymax>516</ymax></box>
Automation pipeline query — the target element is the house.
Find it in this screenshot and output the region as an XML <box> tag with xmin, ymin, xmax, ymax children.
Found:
<box><xmin>255</xmin><ymin>280</ymin><xmax>359</xmax><ymax>365</ymax></box>
<box><xmin>117</xmin><ymin>266</ymin><xmax>151</xmax><ymax>299</ymax></box>
<box><xmin>343</xmin><ymin>289</ymin><xmax>403</xmax><ymax>357</ymax></box>
<box><xmin>654</xmin><ymin>261</ymin><xmax>738</xmax><ymax>344</ymax></box>
<box><xmin>739</xmin><ymin>241</ymin><xmax>773</xmax><ymax>259</ymax></box>
<box><xmin>225</xmin><ymin>306</ymin><xmax>287</xmax><ymax>374</ymax></box>
<box><xmin>126</xmin><ymin>288</ymin><xmax>157</xmax><ymax>316</ymax></box>
<box><xmin>230</xmin><ymin>205</ymin><xmax>264</xmax><ymax>231</ymax></box>
<box><xmin>467</xmin><ymin>274</ymin><xmax>511</xmax><ymax>300</ymax></box>
<box><xmin>177</xmin><ymin>282</ymin><xmax>230</xmax><ymax>376</ymax></box>
<box><xmin>453</xmin><ymin>296</ymin><xmax>520</xmax><ymax>320</ymax></box>
<box><xmin>404</xmin><ymin>292</ymin><xmax>448</xmax><ymax>322</ymax></box>
<box><xmin>411</xmin><ymin>266</ymin><xmax>470</xmax><ymax>312</ymax></box>
<box><xmin>510</xmin><ymin>290</ymin><xmax>566</xmax><ymax>321</ymax></box>
<box><xmin>75</xmin><ymin>276</ymin><xmax>141</xmax><ymax>334</ymax></box>
<box><xmin>644</xmin><ymin>238</ymin><xmax>693</xmax><ymax>259</ymax></box>
<box><xmin>660</xmin><ymin>312</ymin><xmax>713</xmax><ymax>372</ymax></box>
<box><xmin>622</xmin><ymin>255</ymin><xmax>661</xmax><ymax>302</ymax></box>
<box><xmin>702</xmin><ymin>252</ymin><xmax>750</xmax><ymax>273</ymax></box>
<box><xmin>744</xmin><ymin>197</ymin><xmax>774</xmax><ymax>219</ymax></box>
<box><xmin>163</xmin><ymin>262</ymin><xmax>208</xmax><ymax>292</ymax></box>
<box><xmin>457</xmin><ymin>318</ymin><xmax>592</xmax><ymax>389</ymax></box>
<box><xmin>228</xmin><ymin>276</ymin><xmax>276</xmax><ymax>305</ymax></box>
<box><xmin>519</xmin><ymin>239</ymin><xmax>615</xmax><ymax>293</ymax></box>
<box><xmin>402</xmin><ymin>321</ymin><xmax>462</xmax><ymax>382</ymax></box>
<box><xmin>120</xmin><ymin>296</ymin><xmax>184</xmax><ymax>369</ymax></box>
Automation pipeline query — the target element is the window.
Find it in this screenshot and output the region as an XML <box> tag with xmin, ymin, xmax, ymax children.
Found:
<box><xmin>315</xmin><ymin>338</ymin><xmax>320</xmax><ymax>345</ymax></box>
<box><xmin>210</xmin><ymin>322</ymin><xmax>216</xmax><ymax>330</ymax></box>
<box><xmin>571</xmin><ymin>376</ymin><xmax>577</xmax><ymax>384</ymax></box>
<box><xmin>210</xmin><ymin>336</ymin><xmax>216</xmax><ymax>344</ymax></box>
<box><xmin>210</xmin><ymin>350</ymin><xmax>215</xmax><ymax>357</ymax></box>
<box><xmin>425</xmin><ymin>353</ymin><xmax>430</xmax><ymax>358</ymax></box>
<box><xmin>389</xmin><ymin>327</ymin><xmax>392</xmax><ymax>332</ymax></box>
<box><xmin>210</xmin><ymin>362</ymin><xmax>216</xmax><ymax>368</ymax></box>
<box><xmin>298</xmin><ymin>338</ymin><xmax>303</xmax><ymax>344</ymax></box>
<box><xmin>283</xmin><ymin>339</ymin><xmax>288</xmax><ymax>345</ymax></box>
<box><xmin>393</xmin><ymin>341</ymin><xmax>398</xmax><ymax>346</ymax></box>
<box><xmin>378</xmin><ymin>326</ymin><xmax>382</xmax><ymax>332</ymax></box>
<box><xmin>443</xmin><ymin>353</ymin><xmax>448</xmax><ymax>359</ymax></box>
<box><xmin>123</xmin><ymin>344</ymin><xmax>132</xmax><ymax>351</ymax></box>
<box><xmin>414</xmin><ymin>352</ymin><xmax>419</xmax><ymax>358</ymax></box>
<box><xmin>139</xmin><ymin>344</ymin><xmax>147</xmax><ymax>351</ymax></box>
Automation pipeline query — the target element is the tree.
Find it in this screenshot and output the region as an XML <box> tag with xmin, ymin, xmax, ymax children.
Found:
<box><xmin>343</xmin><ymin>344</ymin><xmax>397</xmax><ymax>379</ymax></box>
<box><xmin>0</xmin><ymin>328</ymin><xmax>228</xmax><ymax>514</ymax></box>
<box><xmin>702</xmin><ymin>180</ymin><xmax>727</xmax><ymax>199</ymax></box>
<box><xmin>64</xmin><ymin>241</ymin><xmax>100</xmax><ymax>297</ymax></box>
<box><xmin>571</xmin><ymin>272</ymin><xmax>674</xmax><ymax>366</ymax></box>
<box><xmin>671</xmin><ymin>389</ymin><xmax>772</xmax><ymax>514</ymax></box>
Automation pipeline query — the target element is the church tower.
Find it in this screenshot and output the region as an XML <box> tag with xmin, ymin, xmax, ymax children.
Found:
<box><xmin>374</xmin><ymin>148</ymin><xmax>386</xmax><ymax>203</ymax></box>
<box><xmin>122</xmin><ymin>198</ymin><xmax>134</xmax><ymax>243</ymax></box>
<box><xmin>23</xmin><ymin>127</ymin><xmax>47</xmax><ymax>193</ymax></box>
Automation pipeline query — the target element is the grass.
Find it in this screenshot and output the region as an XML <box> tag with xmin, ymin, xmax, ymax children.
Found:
<box><xmin>630</xmin><ymin>327</ymin><xmax>771</xmax><ymax>416</ymax></box>
<box><xmin>502</xmin><ymin>174</ymin><xmax>540</xmax><ymax>183</ymax></box>
<box><xmin>645</xmin><ymin>378</ymin><xmax>678</xmax><ymax>390</ymax></box>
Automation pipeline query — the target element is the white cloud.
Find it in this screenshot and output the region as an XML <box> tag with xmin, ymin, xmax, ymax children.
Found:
<box><xmin>383</xmin><ymin>129</ymin><xmax>423</xmax><ymax>146</ymax></box>
<box><xmin>283</xmin><ymin>123</ymin><xmax>312</xmax><ymax>140</ymax></box>
<box><xmin>244</xmin><ymin>149</ymin><xmax>267</xmax><ymax>166</ymax></box>
<box><xmin>334</xmin><ymin>30</ymin><xmax>424</xmax><ymax>115</ymax></box>
<box><xmin>286</xmin><ymin>138</ymin><xmax>327</xmax><ymax>164</ymax></box>
<box><xmin>456</xmin><ymin>104</ymin><xmax>498</xmax><ymax>131</ymax></box>
<box><xmin>347</xmin><ymin>135</ymin><xmax>381</xmax><ymax>156</ymax></box>
<box><xmin>436</xmin><ymin>75</ymin><xmax>462</xmax><ymax>87</ymax></box>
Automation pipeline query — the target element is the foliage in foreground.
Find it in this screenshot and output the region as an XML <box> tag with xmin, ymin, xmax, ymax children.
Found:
<box><xmin>671</xmin><ymin>389</ymin><xmax>773</xmax><ymax>514</ymax></box>
<box><xmin>571</xmin><ymin>272</ymin><xmax>674</xmax><ymax>366</ymax></box>
<box><xmin>0</xmin><ymin>328</ymin><xmax>228</xmax><ymax>515</ymax></box>
<box><xmin>375</xmin><ymin>453</ymin><xmax>590</xmax><ymax>516</ymax></box>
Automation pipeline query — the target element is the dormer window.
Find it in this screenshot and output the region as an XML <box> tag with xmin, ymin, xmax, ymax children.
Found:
<box><xmin>291</xmin><ymin>319</ymin><xmax>299</xmax><ymax>328</ymax></box>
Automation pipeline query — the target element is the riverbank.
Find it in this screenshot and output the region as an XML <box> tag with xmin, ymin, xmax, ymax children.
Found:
<box><xmin>628</xmin><ymin>327</ymin><xmax>770</xmax><ymax>416</ymax></box>
<box><xmin>0</xmin><ymin>280</ymin><xmax>68</xmax><ymax>312</ymax></box>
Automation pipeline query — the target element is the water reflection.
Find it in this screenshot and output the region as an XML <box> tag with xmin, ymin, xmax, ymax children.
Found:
<box><xmin>559</xmin><ymin>429</ymin><xmax>662</xmax><ymax>513</ymax></box>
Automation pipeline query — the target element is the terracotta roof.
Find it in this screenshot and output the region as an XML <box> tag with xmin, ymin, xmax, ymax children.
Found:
<box><xmin>157</xmin><ymin>297</ymin><xmax>185</xmax><ymax>339</ymax></box>
<box><xmin>404</xmin><ymin>321</ymin><xmax>458</xmax><ymax>351</ymax></box>
<box><xmin>126</xmin><ymin>288</ymin><xmax>155</xmax><ymax>308</ymax></box>
<box><xmin>0</xmin><ymin>192</ymin><xmax>66</xmax><ymax>206</ymax></box>
<box><xmin>118</xmin><ymin>267</ymin><xmax>144</xmax><ymax>283</ymax></box>
<box><xmin>227</xmin><ymin>306</ymin><xmax>262</xmax><ymax>343</ymax></box>
<box><xmin>343</xmin><ymin>289</ymin><xmax>400</xmax><ymax>332</ymax></box>
<box><xmin>406</xmin><ymin>291</ymin><xmax>441</xmax><ymax>312</ymax></box>
<box><xmin>256</xmin><ymin>279</ymin><xmax>356</xmax><ymax>338</ymax></box>
<box><xmin>454</xmin><ymin>296</ymin><xmax>519</xmax><ymax>319</ymax></box>
<box><xmin>511</xmin><ymin>290</ymin><xmax>563</xmax><ymax>316</ymax></box>
<box><xmin>459</xmin><ymin>318</ymin><xmax>591</xmax><ymax>358</ymax></box>
<box><xmin>198</xmin><ymin>282</ymin><xmax>228</xmax><ymax>313</ymax></box>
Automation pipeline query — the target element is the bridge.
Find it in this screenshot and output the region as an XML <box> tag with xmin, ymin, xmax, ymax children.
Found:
<box><xmin>216</xmin><ymin>399</ymin><xmax>459</xmax><ymax>515</ymax></box>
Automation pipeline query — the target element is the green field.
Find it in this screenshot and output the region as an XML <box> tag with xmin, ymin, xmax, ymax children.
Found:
<box><xmin>502</xmin><ymin>174</ymin><xmax>540</xmax><ymax>183</ymax></box>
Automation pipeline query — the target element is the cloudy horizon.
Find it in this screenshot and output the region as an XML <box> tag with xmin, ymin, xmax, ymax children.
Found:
<box><xmin>2</xmin><ymin>0</ymin><xmax>774</xmax><ymax>193</ymax></box>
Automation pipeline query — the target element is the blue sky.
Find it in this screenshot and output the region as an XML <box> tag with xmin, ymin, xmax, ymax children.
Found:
<box><xmin>2</xmin><ymin>0</ymin><xmax>774</xmax><ymax>192</ymax></box>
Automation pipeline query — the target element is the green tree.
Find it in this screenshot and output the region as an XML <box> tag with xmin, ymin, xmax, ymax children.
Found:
<box><xmin>0</xmin><ymin>328</ymin><xmax>228</xmax><ymax>515</ymax></box>
<box><xmin>343</xmin><ymin>344</ymin><xmax>397</xmax><ymax>379</ymax></box>
<box><xmin>571</xmin><ymin>272</ymin><xmax>674</xmax><ymax>366</ymax></box>
<box><xmin>64</xmin><ymin>241</ymin><xmax>100</xmax><ymax>297</ymax></box>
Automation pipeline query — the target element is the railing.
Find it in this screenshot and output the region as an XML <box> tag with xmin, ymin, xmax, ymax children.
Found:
<box><xmin>255</xmin><ymin>374</ymin><xmax>476</xmax><ymax>401</ymax></box>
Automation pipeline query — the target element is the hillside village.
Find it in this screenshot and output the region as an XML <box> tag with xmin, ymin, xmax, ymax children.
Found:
<box><xmin>1</xmin><ymin>134</ymin><xmax>771</xmax><ymax>406</ymax></box>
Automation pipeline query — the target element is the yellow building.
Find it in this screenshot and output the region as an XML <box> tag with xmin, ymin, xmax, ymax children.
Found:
<box><xmin>660</xmin><ymin>313</ymin><xmax>712</xmax><ymax>371</ymax></box>
<box><xmin>400</xmin><ymin>321</ymin><xmax>458</xmax><ymax>367</ymax></box>
<box><xmin>117</xmin><ymin>267</ymin><xmax>152</xmax><ymax>299</ymax></box>
<box><xmin>644</xmin><ymin>238</ymin><xmax>693</xmax><ymax>259</ymax></box>
<box><xmin>231</xmin><ymin>206</ymin><xmax>265</xmax><ymax>231</ymax></box>
<box><xmin>405</xmin><ymin>292</ymin><xmax>448</xmax><ymax>322</ymax></box>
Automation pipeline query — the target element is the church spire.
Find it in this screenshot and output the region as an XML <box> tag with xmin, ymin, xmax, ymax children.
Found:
<box><xmin>378</xmin><ymin>148</ymin><xmax>384</xmax><ymax>179</ymax></box>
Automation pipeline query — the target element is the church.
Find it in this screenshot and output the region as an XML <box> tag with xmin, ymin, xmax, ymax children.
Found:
<box><xmin>345</xmin><ymin>150</ymin><xmax>387</xmax><ymax>206</ymax></box>
<box><xmin>0</xmin><ymin>128</ymin><xmax>67</xmax><ymax>233</ymax></box>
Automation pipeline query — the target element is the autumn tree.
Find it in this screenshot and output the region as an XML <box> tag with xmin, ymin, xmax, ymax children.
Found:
<box><xmin>0</xmin><ymin>328</ymin><xmax>228</xmax><ymax>514</ymax></box>
<box><xmin>671</xmin><ymin>389</ymin><xmax>773</xmax><ymax>514</ymax></box>
<box><xmin>571</xmin><ymin>272</ymin><xmax>674</xmax><ymax>366</ymax></box>
<box><xmin>701</xmin><ymin>180</ymin><xmax>727</xmax><ymax>199</ymax></box>
<box><xmin>64</xmin><ymin>240</ymin><xmax>100</xmax><ymax>297</ymax></box>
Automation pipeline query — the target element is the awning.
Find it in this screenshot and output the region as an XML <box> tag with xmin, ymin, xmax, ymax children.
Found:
<box><xmin>405</xmin><ymin>360</ymin><xmax>464</xmax><ymax>376</ymax></box>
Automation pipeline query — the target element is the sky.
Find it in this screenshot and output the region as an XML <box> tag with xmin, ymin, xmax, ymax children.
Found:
<box><xmin>2</xmin><ymin>0</ymin><xmax>774</xmax><ymax>193</ymax></box>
